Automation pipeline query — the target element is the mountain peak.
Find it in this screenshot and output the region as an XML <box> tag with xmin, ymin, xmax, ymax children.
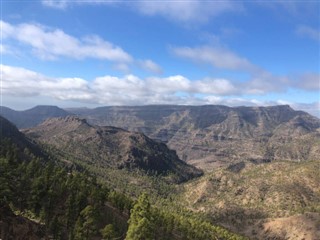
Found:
<box><xmin>42</xmin><ymin>115</ymin><xmax>87</xmax><ymax>125</ymax></box>
<box><xmin>26</xmin><ymin>105</ymin><xmax>64</xmax><ymax>112</ymax></box>
<box><xmin>266</xmin><ymin>104</ymin><xmax>295</xmax><ymax>112</ymax></box>
<box><xmin>31</xmin><ymin>105</ymin><xmax>62</xmax><ymax>109</ymax></box>
<box><xmin>24</xmin><ymin>116</ymin><xmax>202</xmax><ymax>181</ymax></box>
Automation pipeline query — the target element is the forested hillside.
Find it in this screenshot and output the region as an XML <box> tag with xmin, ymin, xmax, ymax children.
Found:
<box><xmin>0</xmin><ymin>118</ymin><xmax>130</xmax><ymax>239</ymax></box>
<box><xmin>2</xmin><ymin>107</ymin><xmax>319</xmax><ymax>239</ymax></box>
<box><xmin>0</xmin><ymin>115</ymin><xmax>245</xmax><ymax>240</ymax></box>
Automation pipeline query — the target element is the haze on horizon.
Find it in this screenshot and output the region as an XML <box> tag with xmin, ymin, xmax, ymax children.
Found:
<box><xmin>1</xmin><ymin>1</ymin><xmax>319</xmax><ymax>117</ymax></box>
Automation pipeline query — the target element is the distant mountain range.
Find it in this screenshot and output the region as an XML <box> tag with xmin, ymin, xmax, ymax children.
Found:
<box><xmin>0</xmin><ymin>105</ymin><xmax>70</xmax><ymax>129</ymax></box>
<box><xmin>2</xmin><ymin>104</ymin><xmax>319</xmax><ymax>170</ymax></box>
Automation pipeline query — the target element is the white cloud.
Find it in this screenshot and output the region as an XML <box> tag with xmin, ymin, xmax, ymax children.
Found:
<box><xmin>146</xmin><ymin>75</ymin><xmax>191</xmax><ymax>93</ymax></box>
<box><xmin>138</xmin><ymin>60</ymin><xmax>163</xmax><ymax>74</ymax></box>
<box><xmin>94</xmin><ymin>75</ymin><xmax>145</xmax><ymax>94</ymax></box>
<box><xmin>2</xmin><ymin>64</ymin><xmax>318</xmax><ymax>116</ymax></box>
<box><xmin>266</xmin><ymin>99</ymin><xmax>320</xmax><ymax>118</ymax></box>
<box><xmin>41</xmin><ymin>0</ymin><xmax>120</xmax><ymax>9</ymax></box>
<box><xmin>41</xmin><ymin>0</ymin><xmax>242</xmax><ymax>23</ymax></box>
<box><xmin>0</xmin><ymin>44</ymin><xmax>12</xmax><ymax>55</ymax></box>
<box><xmin>133</xmin><ymin>1</ymin><xmax>242</xmax><ymax>23</ymax></box>
<box><xmin>203</xmin><ymin>96</ymin><xmax>263</xmax><ymax>107</ymax></box>
<box><xmin>243</xmin><ymin>71</ymin><xmax>319</xmax><ymax>95</ymax></box>
<box><xmin>2</xmin><ymin>20</ymin><xmax>163</xmax><ymax>74</ymax></box>
<box><xmin>112</xmin><ymin>63</ymin><xmax>130</xmax><ymax>73</ymax></box>
<box><xmin>296</xmin><ymin>25</ymin><xmax>320</xmax><ymax>41</ymax></box>
<box><xmin>193</xmin><ymin>78</ymin><xmax>237</xmax><ymax>95</ymax></box>
<box><xmin>1</xmin><ymin>64</ymin><xmax>236</xmax><ymax>105</ymax></box>
<box><xmin>1</xmin><ymin>64</ymin><xmax>92</xmax><ymax>101</ymax></box>
<box><xmin>244</xmin><ymin>72</ymin><xmax>290</xmax><ymax>94</ymax></box>
<box><xmin>145</xmin><ymin>76</ymin><xmax>237</xmax><ymax>95</ymax></box>
<box><xmin>253</xmin><ymin>1</ymin><xmax>319</xmax><ymax>18</ymax></box>
<box><xmin>42</xmin><ymin>0</ymin><xmax>68</xmax><ymax>9</ymax></box>
<box><xmin>172</xmin><ymin>45</ymin><xmax>312</xmax><ymax>95</ymax></box>
<box><xmin>294</xmin><ymin>73</ymin><xmax>320</xmax><ymax>91</ymax></box>
<box><xmin>172</xmin><ymin>46</ymin><xmax>258</xmax><ymax>72</ymax></box>
<box><xmin>291</xmin><ymin>102</ymin><xmax>320</xmax><ymax>118</ymax></box>
<box><xmin>1</xmin><ymin>20</ymin><xmax>132</xmax><ymax>62</ymax></box>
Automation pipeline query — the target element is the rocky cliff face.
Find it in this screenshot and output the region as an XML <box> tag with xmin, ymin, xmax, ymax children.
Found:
<box><xmin>70</xmin><ymin>105</ymin><xmax>320</xmax><ymax>170</ymax></box>
<box><xmin>24</xmin><ymin>116</ymin><xmax>202</xmax><ymax>181</ymax></box>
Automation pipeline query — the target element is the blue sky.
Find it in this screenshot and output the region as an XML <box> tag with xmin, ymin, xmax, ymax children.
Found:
<box><xmin>1</xmin><ymin>1</ymin><xmax>319</xmax><ymax>116</ymax></box>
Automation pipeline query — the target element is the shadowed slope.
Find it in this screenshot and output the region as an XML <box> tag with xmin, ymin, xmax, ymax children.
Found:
<box><xmin>24</xmin><ymin>116</ymin><xmax>203</xmax><ymax>182</ymax></box>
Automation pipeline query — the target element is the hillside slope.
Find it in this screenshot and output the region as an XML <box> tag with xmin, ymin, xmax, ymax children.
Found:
<box><xmin>24</xmin><ymin>116</ymin><xmax>202</xmax><ymax>182</ymax></box>
<box><xmin>0</xmin><ymin>115</ymin><xmax>45</xmax><ymax>159</ymax></box>
<box><xmin>0</xmin><ymin>115</ymin><xmax>245</xmax><ymax>240</ymax></box>
<box><xmin>0</xmin><ymin>205</ymin><xmax>45</xmax><ymax>240</ymax></box>
<box><xmin>70</xmin><ymin>105</ymin><xmax>320</xmax><ymax>170</ymax></box>
<box><xmin>182</xmin><ymin>160</ymin><xmax>320</xmax><ymax>239</ymax></box>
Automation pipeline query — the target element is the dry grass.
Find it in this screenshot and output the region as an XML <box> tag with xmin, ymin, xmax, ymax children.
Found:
<box><xmin>181</xmin><ymin>160</ymin><xmax>320</xmax><ymax>239</ymax></box>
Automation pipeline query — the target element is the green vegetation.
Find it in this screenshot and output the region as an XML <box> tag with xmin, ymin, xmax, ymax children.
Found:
<box><xmin>126</xmin><ymin>193</ymin><xmax>154</xmax><ymax>240</ymax></box>
<box><xmin>125</xmin><ymin>193</ymin><xmax>247</xmax><ymax>240</ymax></box>
<box><xmin>0</xmin><ymin>139</ymin><xmax>129</xmax><ymax>239</ymax></box>
<box><xmin>2</xmin><ymin>105</ymin><xmax>320</xmax><ymax>239</ymax></box>
<box><xmin>0</xmin><ymin>138</ymin><xmax>246</xmax><ymax>240</ymax></box>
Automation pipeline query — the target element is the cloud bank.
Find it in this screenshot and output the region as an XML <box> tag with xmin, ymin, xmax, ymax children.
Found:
<box><xmin>132</xmin><ymin>1</ymin><xmax>242</xmax><ymax>23</ymax></box>
<box><xmin>1</xmin><ymin>20</ymin><xmax>162</xmax><ymax>74</ymax></box>
<box><xmin>172</xmin><ymin>46</ymin><xmax>257</xmax><ymax>72</ymax></box>
<box><xmin>1</xmin><ymin>20</ymin><xmax>132</xmax><ymax>62</ymax></box>
<box><xmin>1</xmin><ymin>64</ymin><xmax>237</xmax><ymax>104</ymax></box>
<box><xmin>2</xmin><ymin>64</ymin><xmax>319</xmax><ymax>117</ymax></box>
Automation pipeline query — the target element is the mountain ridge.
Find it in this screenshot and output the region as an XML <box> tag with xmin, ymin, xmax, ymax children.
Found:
<box><xmin>2</xmin><ymin>104</ymin><xmax>319</xmax><ymax>170</ymax></box>
<box><xmin>23</xmin><ymin>115</ymin><xmax>203</xmax><ymax>182</ymax></box>
<box><xmin>69</xmin><ymin>105</ymin><xmax>320</xmax><ymax>170</ymax></box>
<box><xmin>0</xmin><ymin>105</ymin><xmax>70</xmax><ymax>129</ymax></box>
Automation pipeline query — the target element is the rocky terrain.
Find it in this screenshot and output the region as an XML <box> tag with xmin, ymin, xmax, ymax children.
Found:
<box><xmin>23</xmin><ymin>116</ymin><xmax>202</xmax><ymax>182</ymax></box>
<box><xmin>182</xmin><ymin>159</ymin><xmax>320</xmax><ymax>239</ymax></box>
<box><xmin>70</xmin><ymin>105</ymin><xmax>320</xmax><ymax>170</ymax></box>
<box><xmin>3</xmin><ymin>105</ymin><xmax>319</xmax><ymax>171</ymax></box>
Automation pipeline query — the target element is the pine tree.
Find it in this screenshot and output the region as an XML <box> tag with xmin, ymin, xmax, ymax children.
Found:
<box><xmin>74</xmin><ymin>205</ymin><xmax>99</xmax><ymax>240</ymax></box>
<box><xmin>126</xmin><ymin>193</ymin><xmax>154</xmax><ymax>240</ymax></box>
<box><xmin>49</xmin><ymin>216</ymin><xmax>63</xmax><ymax>240</ymax></box>
<box><xmin>0</xmin><ymin>158</ymin><xmax>11</xmax><ymax>205</ymax></box>
<box><xmin>100</xmin><ymin>224</ymin><xmax>117</xmax><ymax>240</ymax></box>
